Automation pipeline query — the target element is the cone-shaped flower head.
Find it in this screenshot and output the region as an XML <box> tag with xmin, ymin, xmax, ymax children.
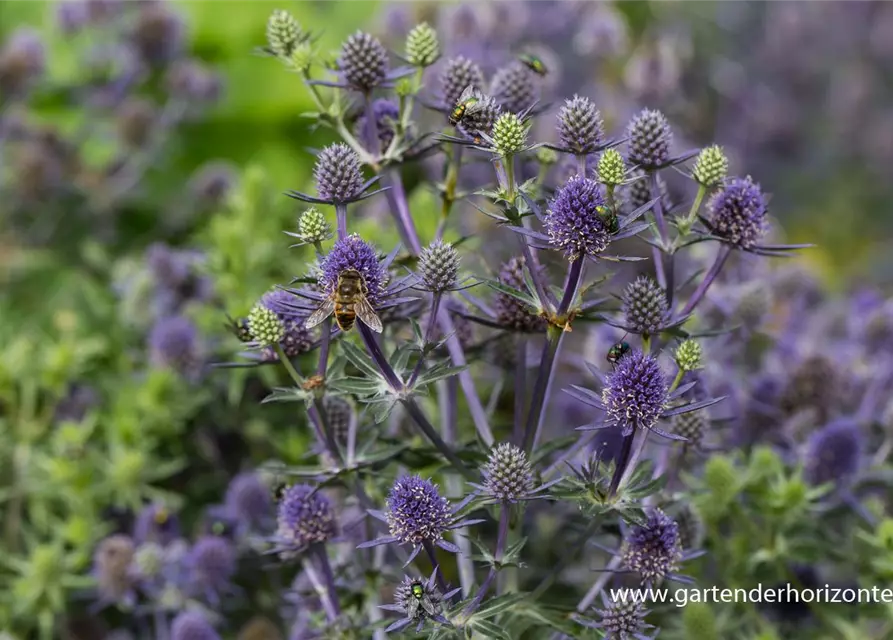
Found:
<box><xmin>266</xmin><ymin>9</ymin><xmax>303</xmax><ymax>58</ymax></box>
<box><xmin>692</xmin><ymin>145</ymin><xmax>729</xmax><ymax>187</ymax></box>
<box><xmin>225</xmin><ymin>472</ymin><xmax>272</xmax><ymax>527</ymax></box>
<box><xmin>296</xmin><ymin>207</ymin><xmax>332</xmax><ymax>245</ymax></box>
<box><xmin>622</xmin><ymin>276</ymin><xmax>668</xmax><ymax>335</ymax></box>
<box><xmin>674</xmin><ymin>503</ymin><xmax>705</xmax><ymax>551</ymax></box>
<box><xmin>276</xmin><ymin>484</ymin><xmax>337</xmax><ymax>554</ymax></box>
<box><xmin>492</xmin><ymin>112</ymin><xmax>529</xmax><ymax>155</ymax></box>
<box><xmin>189</xmin><ymin>535</ymin><xmax>235</xmax><ymax>594</ymax></box>
<box><xmin>405</xmin><ymin>22</ymin><xmax>439</xmax><ymax>67</ymax></box>
<box><xmin>804</xmin><ymin>419</ymin><xmax>863</xmax><ymax>487</ymax></box>
<box><xmin>706</xmin><ymin>176</ymin><xmax>768</xmax><ymax>249</ymax></box>
<box><xmin>418</xmin><ymin>240</ymin><xmax>460</xmax><ymax>293</ymax></box>
<box><xmin>590</xmin><ymin>597</ymin><xmax>651</xmax><ymax>639</ymax></box>
<box><xmin>458</xmin><ymin>95</ymin><xmax>500</xmax><ymax>140</ymax></box>
<box><xmin>339</xmin><ymin>30</ymin><xmax>388</xmax><ymax>92</ymax></box>
<box><xmin>625</xmin><ymin>169</ymin><xmax>669</xmax><ymax>213</ymax></box>
<box><xmin>390</xmin><ymin>574</ymin><xmax>447</xmax><ymax>632</ymax></box>
<box><xmin>440</xmin><ymin>55</ymin><xmax>483</xmax><ymax>107</ymax></box>
<box><xmin>483</xmin><ymin>443</ymin><xmax>534</xmax><ymax>503</ymax></box>
<box><xmin>545</xmin><ymin>174</ymin><xmax>610</xmax><ymax>260</ymax></box>
<box><xmin>355</xmin><ymin>98</ymin><xmax>400</xmax><ymax>151</ymax></box>
<box><xmin>314</xmin><ymin>143</ymin><xmax>365</xmax><ymax>203</ymax></box>
<box><xmin>171</xmin><ymin>611</ymin><xmax>220</xmax><ymax>640</ymax></box>
<box><xmin>254</xmin><ymin>289</ymin><xmax>312</xmax><ymax>356</ymax></box>
<box><xmin>93</xmin><ymin>535</ymin><xmax>136</xmax><ymax>604</ymax></box>
<box><xmin>386</xmin><ymin>475</ymin><xmax>452</xmax><ymax>547</ymax></box>
<box><xmin>597</xmin><ymin>148</ymin><xmax>626</xmax><ymax>186</ymax></box>
<box><xmin>602</xmin><ymin>350</ymin><xmax>668</xmax><ymax>436</ymax></box>
<box><xmin>248</xmin><ymin>303</ymin><xmax>284</xmax><ymax>347</ymax></box>
<box><xmin>490</xmin><ymin>61</ymin><xmax>537</xmax><ymax>114</ymax></box>
<box><xmin>672</xmin><ymin>411</ymin><xmax>707</xmax><ymax>448</ymax></box>
<box><xmin>494</xmin><ymin>257</ymin><xmax>546</xmax><ymax>332</ymax></box>
<box><xmin>674</xmin><ymin>340</ymin><xmax>703</xmax><ymax>372</ymax></box>
<box><xmin>323</xmin><ymin>395</ymin><xmax>353</xmax><ymax>444</ymax></box>
<box><xmin>622</xmin><ymin>508</ymin><xmax>682</xmax><ymax>585</ymax></box>
<box><xmin>626</xmin><ymin>108</ymin><xmax>672</xmax><ymax>168</ymax></box>
<box><xmin>318</xmin><ymin>234</ymin><xmax>387</xmax><ymax>308</ymax></box>
<box><xmin>557</xmin><ymin>95</ymin><xmax>604</xmax><ymax>155</ymax></box>
<box><xmin>148</xmin><ymin>315</ymin><xmax>201</xmax><ymax>374</ymax></box>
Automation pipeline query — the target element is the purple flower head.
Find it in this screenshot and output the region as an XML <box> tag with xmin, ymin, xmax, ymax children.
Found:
<box><xmin>314</xmin><ymin>143</ymin><xmax>365</xmax><ymax>203</ymax></box>
<box><xmin>440</xmin><ymin>55</ymin><xmax>484</xmax><ymax>107</ymax></box>
<box><xmin>383</xmin><ymin>571</ymin><xmax>454</xmax><ymax>633</ymax></box>
<box><xmin>493</xmin><ymin>256</ymin><xmax>546</xmax><ymax>333</ymax></box>
<box><xmin>189</xmin><ymin>161</ymin><xmax>237</xmax><ymax>206</ymax></box>
<box><xmin>490</xmin><ymin>60</ymin><xmax>538</xmax><ymax>114</ymax></box>
<box><xmin>276</xmin><ymin>484</ymin><xmax>337</xmax><ymax>556</ymax></box>
<box><xmin>318</xmin><ymin>234</ymin><xmax>387</xmax><ymax>307</ymax></box>
<box><xmin>171</xmin><ymin>610</ymin><xmax>220</xmax><ymax>640</ymax></box>
<box><xmin>147</xmin><ymin>244</ymin><xmax>213</xmax><ymax>314</ymax></box>
<box><xmin>129</xmin><ymin>1</ymin><xmax>184</xmax><ymax>67</ymax></box>
<box><xmin>188</xmin><ymin>535</ymin><xmax>236</xmax><ymax>598</ymax></box>
<box><xmin>483</xmin><ymin>443</ymin><xmax>534</xmax><ymax>503</ymax></box>
<box><xmin>602</xmin><ymin>349</ymin><xmax>668</xmax><ymax>436</ymax></box>
<box><xmin>706</xmin><ymin>176</ymin><xmax>769</xmax><ymax>249</ymax></box>
<box><xmin>134</xmin><ymin>503</ymin><xmax>180</xmax><ymax>545</ymax></box>
<box><xmin>257</xmin><ymin>289</ymin><xmax>312</xmax><ymax>357</ymax></box>
<box><xmin>804</xmin><ymin>419</ymin><xmax>863</xmax><ymax>487</ymax></box>
<box><xmin>626</xmin><ymin>108</ymin><xmax>672</xmax><ymax>169</ymax></box>
<box><xmin>225</xmin><ymin>472</ymin><xmax>272</xmax><ymax>528</ymax></box>
<box><xmin>355</xmin><ymin>98</ymin><xmax>400</xmax><ymax>150</ymax></box>
<box><xmin>622</xmin><ymin>276</ymin><xmax>669</xmax><ymax>335</ymax></box>
<box><xmin>557</xmin><ymin>94</ymin><xmax>604</xmax><ymax>155</ymax></box>
<box><xmin>92</xmin><ymin>534</ymin><xmax>137</xmax><ymax>607</ymax></box>
<box><xmin>166</xmin><ymin>60</ymin><xmax>223</xmax><ymax>104</ymax></box>
<box><xmin>0</xmin><ymin>28</ymin><xmax>46</xmax><ymax>97</ymax></box>
<box><xmin>339</xmin><ymin>31</ymin><xmax>389</xmax><ymax>92</ymax></box>
<box><xmin>148</xmin><ymin>316</ymin><xmax>201</xmax><ymax>374</ymax></box>
<box><xmin>579</xmin><ymin>595</ymin><xmax>653</xmax><ymax>639</ymax></box>
<box><xmin>622</xmin><ymin>508</ymin><xmax>682</xmax><ymax>585</ymax></box>
<box><xmin>386</xmin><ymin>475</ymin><xmax>452</xmax><ymax>547</ymax></box>
<box><xmin>545</xmin><ymin>174</ymin><xmax>610</xmax><ymax>261</ymax></box>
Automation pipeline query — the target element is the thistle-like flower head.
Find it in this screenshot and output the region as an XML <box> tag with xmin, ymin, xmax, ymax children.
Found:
<box><xmin>622</xmin><ymin>276</ymin><xmax>669</xmax><ymax>335</ymax></box>
<box><xmin>386</xmin><ymin>475</ymin><xmax>452</xmax><ymax>546</ymax></box>
<box><xmin>672</xmin><ymin>411</ymin><xmax>707</xmax><ymax>449</ymax></box>
<box><xmin>545</xmin><ymin>174</ymin><xmax>610</xmax><ymax>260</ymax></box>
<box><xmin>188</xmin><ymin>535</ymin><xmax>236</xmax><ymax>595</ymax></box>
<box><xmin>134</xmin><ymin>503</ymin><xmax>180</xmax><ymax>545</ymax></box>
<box><xmin>339</xmin><ymin>30</ymin><xmax>388</xmax><ymax>92</ymax></box>
<box><xmin>674</xmin><ymin>503</ymin><xmax>705</xmax><ymax>551</ymax></box>
<box><xmin>622</xmin><ymin>508</ymin><xmax>682</xmax><ymax>585</ymax></box>
<box><xmin>602</xmin><ymin>349</ymin><xmax>669</xmax><ymax>435</ymax></box>
<box><xmin>490</xmin><ymin>61</ymin><xmax>538</xmax><ymax>114</ymax></box>
<box><xmin>804</xmin><ymin>419</ymin><xmax>863</xmax><ymax>487</ymax></box>
<box><xmin>674</xmin><ymin>340</ymin><xmax>703</xmax><ymax>372</ymax></box>
<box><xmin>93</xmin><ymin>535</ymin><xmax>136</xmax><ymax>605</ymax></box>
<box><xmin>266</xmin><ymin>9</ymin><xmax>303</xmax><ymax>58</ymax></box>
<box><xmin>314</xmin><ymin>143</ymin><xmax>365</xmax><ymax>203</ymax></box>
<box><xmin>276</xmin><ymin>484</ymin><xmax>337</xmax><ymax>555</ymax></box>
<box><xmin>354</xmin><ymin>98</ymin><xmax>400</xmax><ymax>151</ymax></box>
<box><xmin>323</xmin><ymin>395</ymin><xmax>353</xmax><ymax>444</ymax></box>
<box><xmin>296</xmin><ymin>207</ymin><xmax>333</xmax><ymax>245</ymax></box>
<box><xmin>626</xmin><ymin>108</ymin><xmax>672</xmax><ymax>169</ymax></box>
<box><xmin>149</xmin><ymin>316</ymin><xmax>201</xmax><ymax>374</ymax></box>
<box><xmin>692</xmin><ymin>145</ymin><xmax>729</xmax><ymax>187</ymax></box>
<box><xmin>405</xmin><ymin>22</ymin><xmax>439</xmax><ymax>67</ymax></box>
<box><xmin>251</xmin><ymin>289</ymin><xmax>312</xmax><ymax>357</ymax></box>
<box><xmin>418</xmin><ymin>240</ymin><xmax>460</xmax><ymax>293</ymax></box>
<box><xmin>248</xmin><ymin>304</ymin><xmax>285</xmax><ymax>347</ymax></box>
<box><xmin>458</xmin><ymin>95</ymin><xmax>500</xmax><ymax>140</ymax></box>
<box><xmin>439</xmin><ymin>55</ymin><xmax>483</xmax><ymax>107</ymax></box>
<box><xmin>171</xmin><ymin>611</ymin><xmax>220</xmax><ymax>640</ymax></box>
<box><xmin>587</xmin><ymin>597</ymin><xmax>653</xmax><ymax>639</ymax></box>
<box><xmin>557</xmin><ymin>95</ymin><xmax>604</xmax><ymax>155</ymax></box>
<box><xmin>318</xmin><ymin>234</ymin><xmax>387</xmax><ymax>307</ymax></box>
<box><xmin>597</xmin><ymin>148</ymin><xmax>626</xmax><ymax>186</ymax></box>
<box><xmin>494</xmin><ymin>257</ymin><xmax>546</xmax><ymax>333</ymax></box>
<box><xmin>483</xmin><ymin>443</ymin><xmax>534</xmax><ymax>503</ymax></box>
<box><xmin>225</xmin><ymin>472</ymin><xmax>272</xmax><ymax>528</ymax></box>
<box><xmin>491</xmin><ymin>112</ymin><xmax>529</xmax><ymax>156</ymax></box>
<box><xmin>705</xmin><ymin>176</ymin><xmax>768</xmax><ymax>249</ymax></box>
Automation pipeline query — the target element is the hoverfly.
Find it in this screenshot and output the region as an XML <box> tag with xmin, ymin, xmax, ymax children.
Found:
<box><xmin>606</xmin><ymin>341</ymin><xmax>631</xmax><ymax>366</ymax></box>
<box><xmin>272</xmin><ymin>481</ymin><xmax>288</xmax><ymax>502</ymax></box>
<box><xmin>305</xmin><ymin>269</ymin><xmax>383</xmax><ymax>333</ymax></box>
<box><xmin>518</xmin><ymin>52</ymin><xmax>548</xmax><ymax>76</ymax></box>
<box><xmin>597</xmin><ymin>205</ymin><xmax>619</xmax><ymax>234</ymax></box>
<box><xmin>406</xmin><ymin>580</ymin><xmax>439</xmax><ymax>620</ymax></box>
<box><xmin>448</xmin><ymin>85</ymin><xmax>483</xmax><ymax>126</ymax></box>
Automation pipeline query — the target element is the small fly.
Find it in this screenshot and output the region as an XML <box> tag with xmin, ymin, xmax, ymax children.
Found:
<box><xmin>518</xmin><ymin>53</ymin><xmax>548</xmax><ymax>76</ymax></box>
<box><xmin>606</xmin><ymin>341</ymin><xmax>631</xmax><ymax>367</ymax></box>
<box><xmin>406</xmin><ymin>580</ymin><xmax>439</xmax><ymax>620</ymax></box>
<box><xmin>448</xmin><ymin>85</ymin><xmax>483</xmax><ymax>126</ymax></box>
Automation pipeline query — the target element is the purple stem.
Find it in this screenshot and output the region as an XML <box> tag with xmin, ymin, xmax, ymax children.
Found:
<box><xmin>679</xmin><ymin>245</ymin><xmax>731</xmax><ymax>317</ymax></box>
<box><xmin>314</xmin><ymin>544</ymin><xmax>342</xmax><ymax>619</ymax></box>
<box><xmin>521</xmin><ymin>258</ymin><xmax>585</xmax><ymax>453</ymax></box>
<box><xmin>363</xmin><ymin>92</ymin><xmax>380</xmax><ymax>158</ymax></box>
<box><xmin>649</xmin><ymin>172</ymin><xmax>676</xmax><ymax>306</ymax></box>
<box><xmin>513</xmin><ymin>338</ymin><xmax>527</xmax><ymax>445</ymax></box>
<box><xmin>384</xmin><ymin>170</ymin><xmax>422</xmax><ymax>255</ymax></box>
<box><xmin>465</xmin><ymin>506</ymin><xmax>510</xmax><ymax>615</ymax></box>
<box><xmin>422</xmin><ymin>539</ymin><xmax>450</xmax><ymax>594</ymax></box>
<box><xmin>335</xmin><ymin>202</ymin><xmax>348</xmax><ymax>240</ymax></box>
<box><xmin>576</xmin><ymin>153</ymin><xmax>587</xmax><ymax>176</ymax></box>
<box><xmin>407</xmin><ymin>293</ymin><xmax>442</xmax><ymax>387</ymax></box>
<box><xmin>317</xmin><ymin>318</ymin><xmax>333</xmax><ymax>378</ymax></box>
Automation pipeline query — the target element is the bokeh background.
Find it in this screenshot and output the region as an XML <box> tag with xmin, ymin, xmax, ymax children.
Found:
<box><xmin>2</xmin><ymin>1</ymin><xmax>893</xmax><ymax>638</ymax></box>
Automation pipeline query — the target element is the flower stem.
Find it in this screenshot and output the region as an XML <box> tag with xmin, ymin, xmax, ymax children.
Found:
<box><xmin>315</xmin><ymin>544</ymin><xmax>342</xmax><ymax>619</ymax></box>
<box><xmin>408</xmin><ymin>293</ymin><xmax>442</xmax><ymax>388</ymax></box>
<box><xmin>680</xmin><ymin>245</ymin><xmax>731</xmax><ymax>317</ymax></box>
<box><xmin>680</xmin><ymin>183</ymin><xmax>707</xmax><ymax>234</ymax></box>
<box><xmin>383</xmin><ymin>169</ymin><xmax>422</xmax><ymax>255</ymax></box>
<box><xmin>422</xmin><ymin>539</ymin><xmax>450</xmax><ymax>594</ymax></box>
<box><xmin>617</xmin><ymin>428</ymin><xmax>650</xmax><ymax>493</ymax></box>
<box><xmin>401</xmin><ymin>397</ymin><xmax>475</xmax><ymax>480</ymax></box>
<box><xmin>504</xmin><ymin>153</ymin><xmax>516</xmax><ymax>203</ymax></box>
<box><xmin>576</xmin><ymin>153</ymin><xmax>587</xmax><ymax>176</ymax></box>
<box><xmin>465</xmin><ymin>505</ymin><xmax>510</xmax><ymax>615</ymax></box>
<box><xmin>439</xmin><ymin>141</ymin><xmax>463</xmax><ymax>236</ymax></box>
<box><xmin>303</xmin><ymin>550</ymin><xmax>339</xmax><ymax>622</ymax></box>
<box><xmin>521</xmin><ymin>258</ymin><xmax>585</xmax><ymax>453</ymax></box>
<box><xmin>577</xmin><ymin>555</ymin><xmax>623</xmax><ymax>612</ymax></box>
<box><xmin>363</xmin><ymin>91</ymin><xmax>380</xmax><ymax>158</ymax></box>
<box><xmin>513</xmin><ymin>338</ymin><xmax>527</xmax><ymax>445</ymax></box>
<box><xmin>335</xmin><ymin>202</ymin><xmax>348</xmax><ymax>240</ymax></box>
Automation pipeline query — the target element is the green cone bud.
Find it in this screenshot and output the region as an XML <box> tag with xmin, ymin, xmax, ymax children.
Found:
<box><xmin>492</xmin><ymin>113</ymin><xmax>528</xmax><ymax>156</ymax></box>
<box><xmin>297</xmin><ymin>207</ymin><xmax>332</xmax><ymax>244</ymax></box>
<box><xmin>597</xmin><ymin>148</ymin><xmax>626</xmax><ymax>186</ymax></box>
<box><xmin>289</xmin><ymin>43</ymin><xmax>313</xmax><ymax>73</ymax></box>
<box><xmin>266</xmin><ymin>10</ymin><xmax>303</xmax><ymax>59</ymax></box>
<box><xmin>692</xmin><ymin>145</ymin><xmax>729</xmax><ymax>187</ymax></box>
<box><xmin>675</xmin><ymin>339</ymin><xmax>703</xmax><ymax>372</ymax></box>
<box><xmin>405</xmin><ymin>22</ymin><xmax>439</xmax><ymax>68</ymax></box>
<box><xmin>536</xmin><ymin>147</ymin><xmax>557</xmax><ymax>166</ymax></box>
<box><xmin>248</xmin><ymin>305</ymin><xmax>285</xmax><ymax>346</ymax></box>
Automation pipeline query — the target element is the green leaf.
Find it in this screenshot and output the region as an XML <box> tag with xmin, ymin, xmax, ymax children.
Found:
<box><xmin>340</xmin><ymin>341</ymin><xmax>382</xmax><ymax>379</ymax></box>
<box><xmin>416</xmin><ymin>364</ymin><xmax>468</xmax><ymax>387</ymax></box>
<box><xmin>261</xmin><ymin>386</ymin><xmax>309</xmax><ymax>404</ymax></box>
<box><xmin>469</xmin><ymin>593</ymin><xmax>527</xmax><ymax>620</ymax></box>
<box><xmin>470</xmin><ymin>619</ymin><xmax>513</xmax><ymax>640</ymax></box>
<box><xmin>485</xmin><ymin>280</ymin><xmax>540</xmax><ymax>309</ymax></box>
<box><xmin>330</xmin><ymin>377</ymin><xmax>385</xmax><ymax>395</ymax></box>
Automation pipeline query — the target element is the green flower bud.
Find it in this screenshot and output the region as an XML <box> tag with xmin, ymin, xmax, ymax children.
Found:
<box><xmin>675</xmin><ymin>339</ymin><xmax>703</xmax><ymax>372</ymax></box>
<box><xmin>266</xmin><ymin>10</ymin><xmax>303</xmax><ymax>59</ymax></box>
<box><xmin>597</xmin><ymin>148</ymin><xmax>626</xmax><ymax>186</ymax></box>
<box><xmin>395</xmin><ymin>78</ymin><xmax>413</xmax><ymax>98</ymax></box>
<box><xmin>704</xmin><ymin>455</ymin><xmax>739</xmax><ymax>504</ymax></box>
<box><xmin>692</xmin><ymin>145</ymin><xmax>729</xmax><ymax>187</ymax></box>
<box><xmin>492</xmin><ymin>113</ymin><xmax>528</xmax><ymax>156</ymax></box>
<box><xmin>536</xmin><ymin>147</ymin><xmax>558</xmax><ymax>166</ymax></box>
<box><xmin>248</xmin><ymin>304</ymin><xmax>285</xmax><ymax>346</ymax></box>
<box><xmin>405</xmin><ymin>22</ymin><xmax>439</xmax><ymax>68</ymax></box>
<box><xmin>289</xmin><ymin>42</ymin><xmax>313</xmax><ymax>74</ymax></box>
<box><xmin>297</xmin><ymin>207</ymin><xmax>332</xmax><ymax>244</ymax></box>
<box><xmin>682</xmin><ymin>603</ymin><xmax>719</xmax><ymax>640</ymax></box>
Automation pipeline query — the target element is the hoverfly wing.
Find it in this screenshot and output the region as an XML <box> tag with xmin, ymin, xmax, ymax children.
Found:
<box><xmin>304</xmin><ymin>298</ymin><xmax>336</xmax><ymax>329</ymax></box>
<box><xmin>355</xmin><ymin>296</ymin><xmax>383</xmax><ymax>333</ymax></box>
<box><xmin>420</xmin><ymin>597</ymin><xmax>438</xmax><ymax>617</ymax></box>
<box><xmin>456</xmin><ymin>84</ymin><xmax>478</xmax><ymax>104</ymax></box>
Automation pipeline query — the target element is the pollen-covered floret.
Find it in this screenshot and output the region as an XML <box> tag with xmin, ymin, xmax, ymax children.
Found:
<box><xmin>545</xmin><ymin>175</ymin><xmax>610</xmax><ymax>260</ymax></box>
<box><xmin>602</xmin><ymin>349</ymin><xmax>669</xmax><ymax>435</ymax></box>
<box><xmin>386</xmin><ymin>475</ymin><xmax>452</xmax><ymax>546</ymax></box>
